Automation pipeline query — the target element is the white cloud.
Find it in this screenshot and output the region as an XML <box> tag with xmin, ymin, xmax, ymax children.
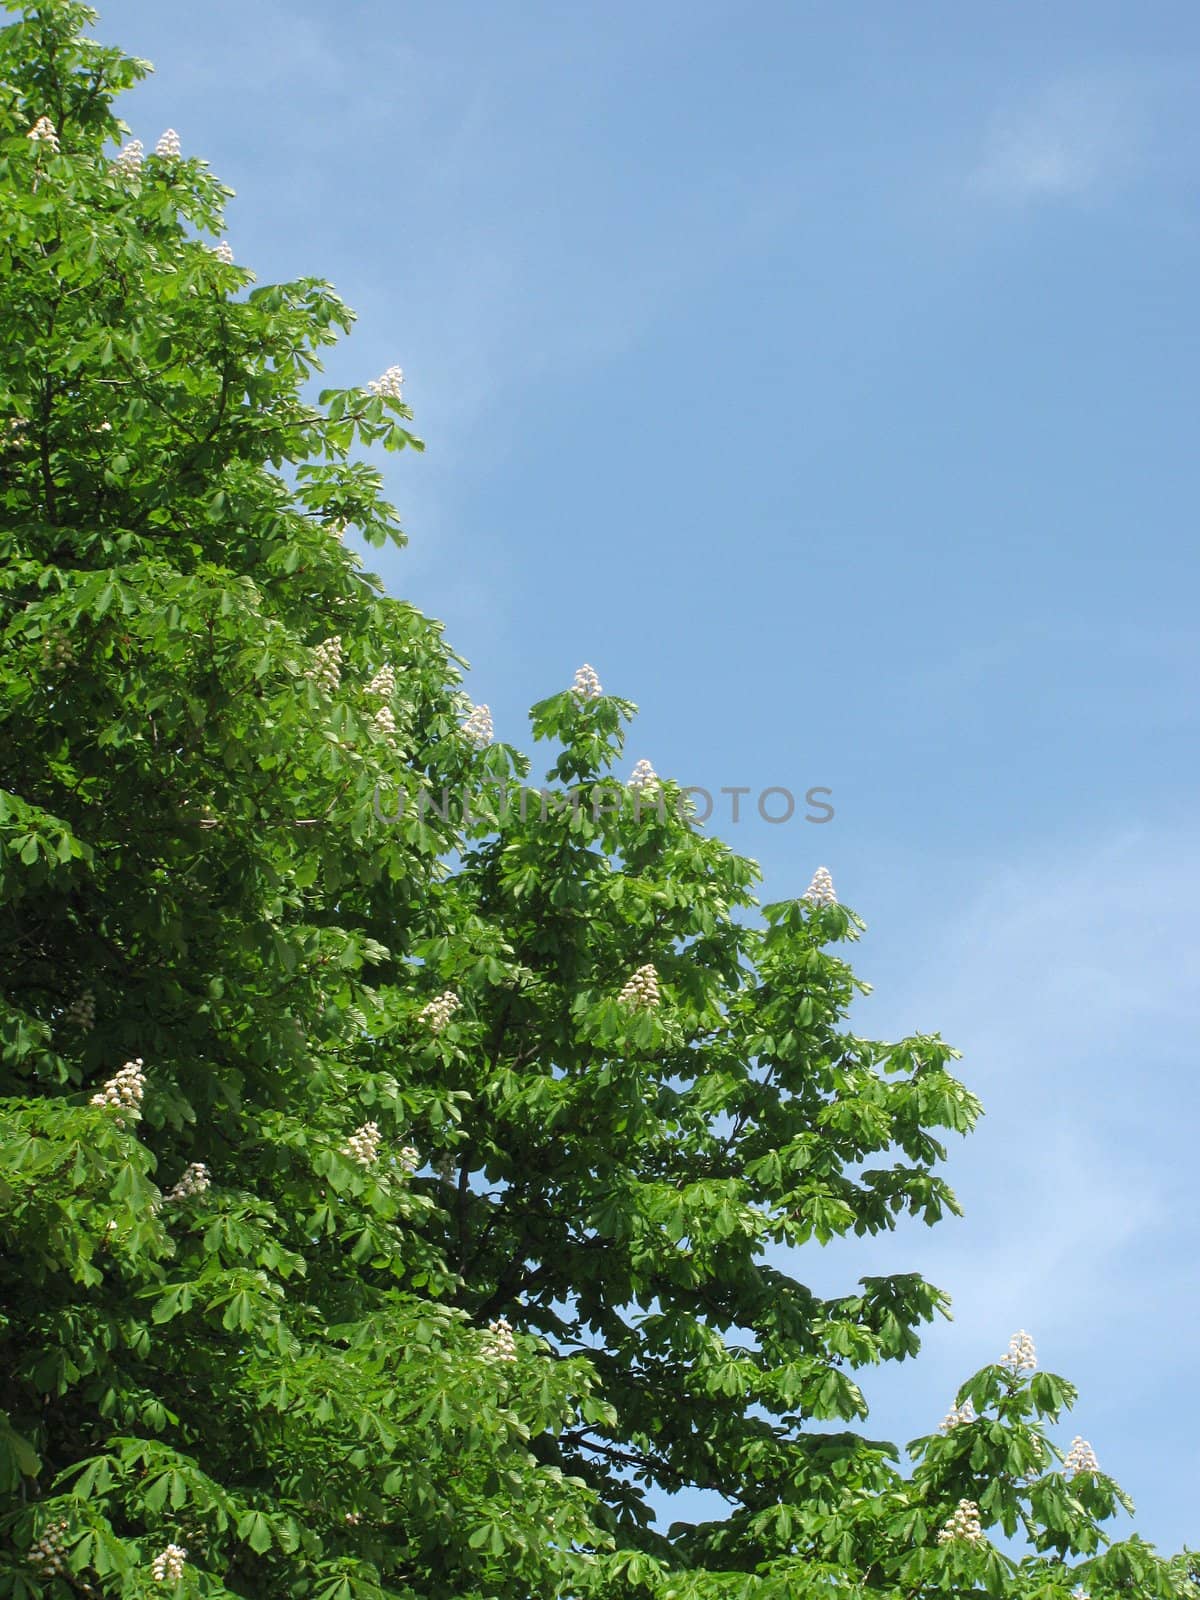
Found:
<box><xmin>825</xmin><ymin>826</ymin><xmax>1200</xmax><ymax>1548</ymax></box>
<box><xmin>970</xmin><ymin>70</ymin><xmax>1144</xmax><ymax>202</ymax></box>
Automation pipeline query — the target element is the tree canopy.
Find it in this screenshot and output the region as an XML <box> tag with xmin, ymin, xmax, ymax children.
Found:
<box><xmin>0</xmin><ymin>4</ymin><xmax>1195</xmax><ymax>1596</ymax></box>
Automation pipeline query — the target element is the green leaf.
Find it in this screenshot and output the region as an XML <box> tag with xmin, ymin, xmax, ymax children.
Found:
<box><xmin>238</xmin><ymin>1510</ymin><xmax>273</xmax><ymax>1554</ymax></box>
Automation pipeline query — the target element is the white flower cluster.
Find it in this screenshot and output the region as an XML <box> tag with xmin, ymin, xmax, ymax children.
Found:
<box><xmin>419</xmin><ymin>990</ymin><xmax>460</xmax><ymax>1033</ymax></box>
<box><xmin>936</xmin><ymin>1499</ymin><xmax>985</xmax><ymax>1547</ymax></box>
<box><xmin>155</xmin><ymin>128</ymin><xmax>181</xmax><ymax>159</ymax></box>
<box><xmin>937</xmin><ymin>1397</ymin><xmax>976</xmax><ymax>1433</ymax></box>
<box><xmin>212</xmin><ymin>239</ymin><xmax>234</xmax><ymax>264</ymax></box>
<box><xmin>999</xmin><ymin>1329</ymin><xmax>1037</xmax><ymax>1375</ymax></box>
<box><xmin>368</xmin><ymin>664</ymin><xmax>395</xmax><ymax>699</ymax></box>
<box><xmin>461</xmin><ymin>703</ymin><xmax>493</xmax><ymax>749</ymax></box>
<box><xmin>1064</xmin><ymin>1436</ymin><xmax>1100</xmax><ymax>1476</ymax></box>
<box><xmin>618</xmin><ymin>963</ymin><xmax>660</xmax><ymax>1009</ymax></box>
<box><xmin>27</xmin><ymin>116</ymin><xmax>59</xmax><ymax>151</ymax></box>
<box><xmin>151</xmin><ymin>1543</ymin><xmax>187</xmax><ymax>1584</ymax></box>
<box><xmin>398</xmin><ymin>1144</ymin><xmax>420</xmax><ymax>1174</ymax></box>
<box><xmin>65</xmin><ymin>988</ymin><xmax>96</xmax><ymax>1031</ymax></box>
<box><xmin>166</xmin><ymin>1162</ymin><xmax>210</xmax><ymax>1202</ymax></box>
<box><xmin>89</xmin><ymin>1058</ymin><xmax>146</xmax><ymax>1123</ymax></box>
<box><xmin>485</xmin><ymin>1317</ymin><xmax>517</xmax><ymax>1363</ymax></box>
<box><xmin>343</xmin><ymin>1511</ymin><xmax>362</xmax><ymax>1526</ymax></box>
<box><xmin>344</xmin><ymin>1121</ymin><xmax>381</xmax><ymax>1166</ymax></box>
<box><xmin>803</xmin><ymin>867</ymin><xmax>837</xmax><ymax>906</ymax></box>
<box><xmin>628</xmin><ymin>759</ymin><xmax>659</xmax><ymax>791</ymax></box>
<box><xmin>367</xmin><ymin>366</ymin><xmax>404</xmax><ymax>399</ymax></box>
<box><xmin>373</xmin><ymin>705</ymin><xmax>398</xmax><ymax>746</ymax></box>
<box><xmin>570</xmin><ymin>662</ymin><xmax>602</xmax><ymax>702</ymax></box>
<box><xmin>306</xmin><ymin>635</ymin><xmax>343</xmax><ymax>694</ymax></box>
<box><xmin>112</xmin><ymin>138</ymin><xmax>143</xmax><ymax>176</ymax></box>
<box><xmin>29</xmin><ymin>1520</ymin><xmax>69</xmax><ymax>1577</ymax></box>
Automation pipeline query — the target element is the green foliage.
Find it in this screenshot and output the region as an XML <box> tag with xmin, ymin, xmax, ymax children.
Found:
<box><xmin>0</xmin><ymin>4</ymin><xmax>1194</xmax><ymax>1596</ymax></box>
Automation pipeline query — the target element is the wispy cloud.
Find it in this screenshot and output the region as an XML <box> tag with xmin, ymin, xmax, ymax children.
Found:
<box><xmin>969</xmin><ymin>70</ymin><xmax>1144</xmax><ymax>202</ymax></box>
<box><xmin>813</xmin><ymin>825</ymin><xmax>1200</xmax><ymax>1548</ymax></box>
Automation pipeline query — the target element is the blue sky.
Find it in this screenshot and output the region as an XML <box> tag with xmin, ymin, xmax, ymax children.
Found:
<box><xmin>92</xmin><ymin>0</ymin><xmax>1200</xmax><ymax>1560</ymax></box>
